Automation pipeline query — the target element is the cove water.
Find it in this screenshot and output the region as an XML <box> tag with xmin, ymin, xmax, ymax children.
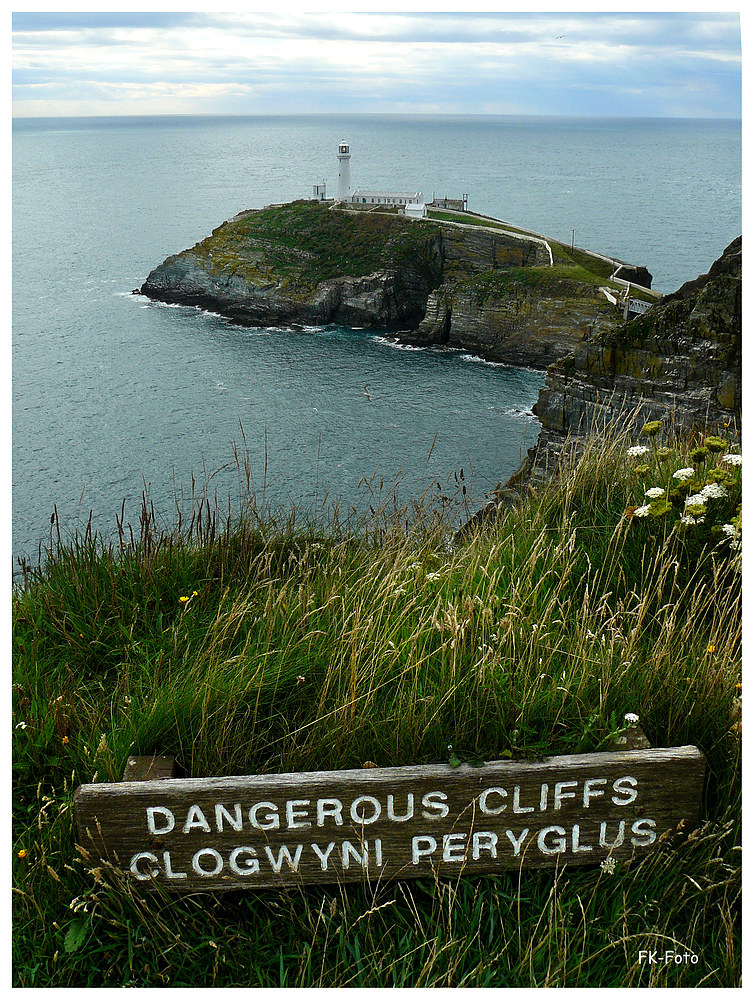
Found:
<box><xmin>12</xmin><ymin>115</ymin><xmax>741</xmax><ymax>566</ymax></box>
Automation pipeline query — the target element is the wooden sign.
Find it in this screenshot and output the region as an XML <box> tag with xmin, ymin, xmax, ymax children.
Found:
<box><xmin>74</xmin><ymin>746</ymin><xmax>704</xmax><ymax>892</ymax></box>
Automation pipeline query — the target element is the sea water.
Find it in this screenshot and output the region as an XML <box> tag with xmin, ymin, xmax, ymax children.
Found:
<box><xmin>12</xmin><ymin>115</ymin><xmax>741</xmax><ymax>565</ymax></box>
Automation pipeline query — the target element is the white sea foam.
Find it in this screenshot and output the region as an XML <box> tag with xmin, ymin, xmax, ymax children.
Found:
<box><xmin>459</xmin><ymin>353</ymin><xmax>511</xmax><ymax>368</ymax></box>
<box><xmin>141</xmin><ymin>300</ymin><xmax>185</xmax><ymax>310</ymax></box>
<box><xmin>372</xmin><ymin>335</ymin><xmax>426</xmax><ymax>352</ymax></box>
<box><xmin>462</xmin><ymin>353</ymin><xmax>543</xmax><ymax>375</ymax></box>
<box><xmin>191</xmin><ymin>304</ymin><xmax>224</xmax><ymax>319</ymax></box>
<box><xmin>138</xmin><ymin>297</ymin><xmax>228</xmax><ymax>320</ymax></box>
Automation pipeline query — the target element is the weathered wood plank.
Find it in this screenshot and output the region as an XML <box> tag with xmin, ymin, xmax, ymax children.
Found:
<box><xmin>122</xmin><ymin>755</ymin><xmax>177</xmax><ymax>783</ymax></box>
<box><xmin>75</xmin><ymin>746</ymin><xmax>705</xmax><ymax>892</ymax></box>
<box><xmin>607</xmin><ymin>720</ymin><xmax>652</xmax><ymax>752</ymax></box>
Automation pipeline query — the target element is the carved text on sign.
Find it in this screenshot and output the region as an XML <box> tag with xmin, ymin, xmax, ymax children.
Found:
<box><xmin>74</xmin><ymin>747</ymin><xmax>705</xmax><ymax>892</ymax></box>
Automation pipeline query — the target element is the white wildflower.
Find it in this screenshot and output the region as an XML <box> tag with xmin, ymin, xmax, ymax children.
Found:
<box><xmin>426</xmin><ymin>571</ymin><xmax>442</xmax><ymax>582</ymax></box>
<box><xmin>719</xmin><ymin>523</ymin><xmax>741</xmax><ymax>550</ymax></box>
<box><xmin>644</xmin><ymin>487</ymin><xmax>665</xmax><ymax>499</ymax></box>
<box><xmin>627</xmin><ymin>445</ymin><xmax>649</xmax><ymax>457</ymax></box>
<box><xmin>722</xmin><ymin>454</ymin><xmax>742</xmax><ymax>466</ymax></box>
<box><xmin>680</xmin><ymin>515</ymin><xmax>701</xmax><ymax>526</ymax></box>
<box><xmin>600</xmin><ymin>857</ymin><xmax>617</xmax><ymax>875</ymax></box>
<box><xmin>699</xmin><ymin>482</ymin><xmax>727</xmax><ymax>500</ymax></box>
<box><xmin>634</xmin><ymin>505</ymin><xmax>651</xmax><ymax>517</ymax></box>
<box><xmin>672</xmin><ymin>468</ymin><xmax>695</xmax><ymax>480</ymax></box>
<box><xmin>624</xmin><ymin>712</ymin><xmax>639</xmax><ymax>724</ymax></box>
<box><xmin>685</xmin><ymin>494</ymin><xmax>707</xmax><ymax>508</ymax></box>
<box><xmin>15</xmin><ymin>721</ymin><xmax>27</xmax><ymax>730</ymax></box>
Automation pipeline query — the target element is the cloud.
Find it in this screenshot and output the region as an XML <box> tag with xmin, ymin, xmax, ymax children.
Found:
<box><xmin>11</xmin><ymin>12</ymin><xmax>199</xmax><ymax>32</ymax></box>
<box><xmin>11</xmin><ymin>11</ymin><xmax>741</xmax><ymax>119</ymax></box>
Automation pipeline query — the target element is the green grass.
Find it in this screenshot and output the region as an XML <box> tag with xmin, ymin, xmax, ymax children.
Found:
<box><xmin>188</xmin><ymin>201</ymin><xmax>443</xmax><ymax>292</ymax></box>
<box><xmin>187</xmin><ymin>202</ymin><xmax>627</xmax><ymax>304</ymax></box>
<box><xmin>426</xmin><ymin>209</ymin><xmax>541</xmax><ymax>241</ymax></box>
<box><xmin>12</xmin><ymin>427</ymin><xmax>741</xmax><ymax>987</ymax></box>
<box><xmin>425</xmin><ymin>209</ymin><xmax>628</xmax><ymax>291</ymax></box>
<box><xmin>466</xmin><ymin>264</ymin><xmax>619</xmax><ymax>305</ymax></box>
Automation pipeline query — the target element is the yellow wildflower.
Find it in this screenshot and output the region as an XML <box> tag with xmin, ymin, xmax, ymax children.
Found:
<box><xmin>708</xmin><ymin>645</ymin><xmax>716</xmax><ymax>654</ymax></box>
<box><xmin>17</xmin><ymin>849</ymin><xmax>27</xmax><ymax>860</ymax></box>
<box><xmin>179</xmin><ymin>596</ymin><xmax>189</xmax><ymax>603</ymax></box>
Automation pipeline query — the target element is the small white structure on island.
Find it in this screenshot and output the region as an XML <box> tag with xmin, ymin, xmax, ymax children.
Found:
<box><xmin>312</xmin><ymin>181</ymin><xmax>327</xmax><ymax>201</ymax></box>
<box><xmin>405</xmin><ymin>200</ymin><xmax>427</xmax><ymax>219</ymax></box>
<box><xmin>351</xmin><ymin>189</ymin><xmax>423</xmax><ymax>209</ymax></box>
<box><xmin>336</xmin><ymin>141</ymin><xmax>351</xmax><ymax>201</ymax></box>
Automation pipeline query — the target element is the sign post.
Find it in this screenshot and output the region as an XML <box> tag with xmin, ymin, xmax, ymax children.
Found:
<box><xmin>75</xmin><ymin>745</ymin><xmax>705</xmax><ymax>893</ymax></box>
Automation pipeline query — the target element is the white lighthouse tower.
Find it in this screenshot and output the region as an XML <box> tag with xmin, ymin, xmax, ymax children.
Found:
<box><xmin>336</xmin><ymin>141</ymin><xmax>351</xmax><ymax>201</ymax></box>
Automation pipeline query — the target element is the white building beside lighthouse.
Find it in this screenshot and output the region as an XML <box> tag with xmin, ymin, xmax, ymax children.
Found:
<box><xmin>336</xmin><ymin>141</ymin><xmax>351</xmax><ymax>201</ymax></box>
<box><xmin>313</xmin><ymin>141</ymin><xmax>466</xmax><ymax>217</ymax></box>
<box><xmin>338</xmin><ymin>141</ymin><xmax>422</xmax><ymax>209</ymax></box>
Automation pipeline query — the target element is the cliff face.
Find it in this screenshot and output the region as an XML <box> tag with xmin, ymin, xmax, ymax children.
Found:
<box><xmin>525</xmin><ymin>236</ymin><xmax>742</xmax><ymax>482</ymax></box>
<box><xmin>140</xmin><ymin>201</ymin><xmax>631</xmax><ymax>367</ymax></box>
<box><xmin>410</xmin><ymin>274</ymin><xmax>620</xmax><ymax>368</ymax></box>
<box><xmin>141</xmin><ymin>250</ymin><xmax>434</xmax><ymax>329</ymax></box>
<box><xmin>140</xmin><ymin>202</ymin><xmax>443</xmax><ymax>329</ymax></box>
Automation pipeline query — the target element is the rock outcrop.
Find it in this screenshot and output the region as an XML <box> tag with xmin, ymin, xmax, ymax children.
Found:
<box><xmin>140</xmin><ymin>201</ymin><xmax>638</xmax><ymax>368</ymax></box>
<box><xmin>140</xmin><ymin>203</ymin><xmax>443</xmax><ymax>329</ymax></box>
<box><xmin>522</xmin><ymin>236</ymin><xmax>742</xmax><ymax>482</ymax></box>
<box><xmin>142</xmin><ymin>251</ymin><xmax>433</xmax><ymax>329</ymax></box>
<box><xmin>406</xmin><ymin>275</ymin><xmax>621</xmax><ymax>368</ymax></box>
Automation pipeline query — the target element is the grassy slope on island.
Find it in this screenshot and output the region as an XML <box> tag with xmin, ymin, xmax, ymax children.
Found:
<box><xmin>180</xmin><ymin>201</ymin><xmax>622</xmax><ymax>301</ymax></box>
<box><xmin>187</xmin><ymin>201</ymin><xmax>442</xmax><ymax>294</ymax></box>
<box><xmin>12</xmin><ymin>429</ymin><xmax>741</xmax><ymax>987</ymax></box>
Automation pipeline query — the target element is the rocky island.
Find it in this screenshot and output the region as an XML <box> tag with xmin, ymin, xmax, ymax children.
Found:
<box><xmin>139</xmin><ymin>200</ymin><xmax>655</xmax><ymax>369</ymax></box>
<box><xmin>140</xmin><ymin>201</ymin><xmax>741</xmax><ymax>496</ymax></box>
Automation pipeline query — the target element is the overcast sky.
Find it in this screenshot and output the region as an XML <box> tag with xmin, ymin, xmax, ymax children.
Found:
<box><xmin>11</xmin><ymin>10</ymin><xmax>742</xmax><ymax>119</ymax></box>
